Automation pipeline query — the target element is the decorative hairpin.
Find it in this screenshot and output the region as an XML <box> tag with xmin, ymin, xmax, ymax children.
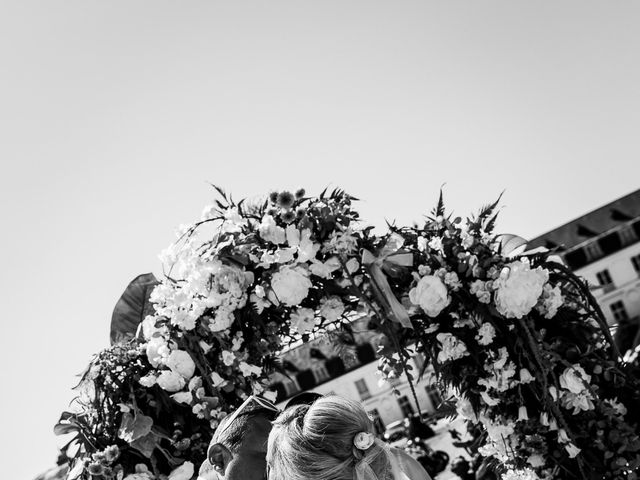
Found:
<box><xmin>353</xmin><ymin>432</ymin><xmax>375</xmax><ymax>450</ymax></box>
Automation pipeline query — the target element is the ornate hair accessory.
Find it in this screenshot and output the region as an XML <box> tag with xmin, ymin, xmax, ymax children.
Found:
<box><xmin>353</xmin><ymin>432</ymin><xmax>375</xmax><ymax>450</ymax></box>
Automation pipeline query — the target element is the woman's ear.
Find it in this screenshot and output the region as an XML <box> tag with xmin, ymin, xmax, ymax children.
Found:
<box><xmin>208</xmin><ymin>443</ymin><xmax>234</xmax><ymax>475</ymax></box>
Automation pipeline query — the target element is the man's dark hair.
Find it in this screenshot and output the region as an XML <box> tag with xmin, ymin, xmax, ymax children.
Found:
<box><xmin>284</xmin><ymin>392</ymin><xmax>322</xmax><ymax>410</ymax></box>
<box><xmin>216</xmin><ymin>408</ymin><xmax>278</xmax><ymax>453</ymax></box>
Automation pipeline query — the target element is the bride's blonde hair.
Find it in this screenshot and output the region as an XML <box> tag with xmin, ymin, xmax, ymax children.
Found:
<box><xmin>267</xmin><ymin>395</ymin><xmax>390</xmax><ymax>480</ymax></box>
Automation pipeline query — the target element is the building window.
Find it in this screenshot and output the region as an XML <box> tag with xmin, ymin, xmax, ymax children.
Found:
<box><xmin>368</xmin><ymin>408</ymin><xmax>385</xmax><ymax>434</ymax></box>
<box><xmin>632</xmin><ymin>254</ymin><xmax>640</xmax><ymax>275</ymax></box>
<box><xmin>355</xmin><ymin>378</ymin><xmax>372</xmax><ymax>401</ymax></box>
<box><xmin>610</xmin><ymin>300</ymin><xmax>629</xmax><ymax>323</ymax></box>
<box><xmin>596</xmin><ymin>269</ymin><xmax>613</xmax><ymax>286</ymax></box>
<box><xmin>398</xmin><ymin>395</ymin><xmax>415</xmax><ymax>417</ymax></box>
<box><xmin>425</xmin><ymin>386</ymin><xmax>442</xmax><ymax>410</ymax></box>
<box><xmin>620</xmin><ymin>226</ymin><xmax>637</xmax><ymax>246</ymax></box>
<box><xmin>584</xmin><ymin>242</ymin><xmax>603</xmax><ymax>262</ymax></box>
<box><xmin>598</xmin><ymin>232</ymin><xmax>622</xmax><ymax>255</ymax></box>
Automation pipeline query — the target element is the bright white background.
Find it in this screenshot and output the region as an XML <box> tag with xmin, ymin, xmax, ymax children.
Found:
<box><xmin>1</xmin><ymin>2</ymin><xmax>639</xmax><ymax>478</ymax></box>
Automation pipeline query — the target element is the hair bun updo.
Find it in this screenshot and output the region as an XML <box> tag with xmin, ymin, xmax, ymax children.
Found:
<box><xmin>267</xmin><ymin>395</ymin><xmax>381</xmax><ymax>480</ymax></box>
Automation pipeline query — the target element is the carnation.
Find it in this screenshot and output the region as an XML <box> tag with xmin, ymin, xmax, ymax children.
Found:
<box><xmin>409</xmin><ymin>275</ymin><xmax>451</xmax><ymax>317</ymax></box>
<box><xmin>290</xmin><ymin>307</ymin><xmax>316</xmax><ymax>333</ymax></box>
<box><xmin>436</xmin><ymin>332</ymin><xmax>469</xmax><ymax>363</ymax></box>
<box><xmin>156</xmin><ymin>370</ymin><xmax>186</xmax><ymax>392</ymax></box>
<box><xmin>476</xmin><ymin>322</ymin><xmax>496</xmax><ymax>346</ymax></box>
<box><xmin>444</xmin><ymin>271</ymin><xmax>462</xmax><ymax>290</ymax></box>
<box><xmin>536</xmin><ymin>283</ymin><xmax>564</xmax><ymax>319</ymax></box>
<box><xmin>493</xmin><ymin>259</ymin><xmax>549</xmax><ymax>319</ymax></box>
<box><xmin>470</xmin><ymin>280</ymin><xmax>491</xmax><ymax>304</ymax></box>
<box><xmin>270</xmin><ymin>267</ymin><xmax>312</xmax><ymax>306</ymax></box>
<box><xmin>319</xmin><ymin>296</ymin><xmax>345</xmax><ymax>322</ymax></box>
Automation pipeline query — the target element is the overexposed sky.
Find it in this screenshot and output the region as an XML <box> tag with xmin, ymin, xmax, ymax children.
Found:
<box><xmin>1</xmin><ymin>2</ymin><xmax>639</xmax><ymax>478</ymax></box>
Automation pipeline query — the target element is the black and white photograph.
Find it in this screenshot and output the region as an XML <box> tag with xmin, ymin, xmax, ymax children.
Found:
<box><xmin>2</xmin><ymin>2</ymin><xmax>640</xmax><ymax>480</ymax></box>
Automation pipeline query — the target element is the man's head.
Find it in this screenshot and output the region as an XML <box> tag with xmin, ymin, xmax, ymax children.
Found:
<box><xmin>199</xmin><ymin>403</ymin><xmax>278</xmax><ymax>480</ymax></box>
<box><xmin>198</xmin><ymin>393</ymin><xmax>322</xmax><ymax>480</ymax></box>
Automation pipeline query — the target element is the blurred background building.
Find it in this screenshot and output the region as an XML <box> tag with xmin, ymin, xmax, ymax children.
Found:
<box><xmin>528</xmin><ymin>188</ymin><xmax>640</xmax><ymax>352</ymax></box>
<box><xmin>269</xmin><ymin>315</ymin><xmax>441</xmax><ymax>434</ymax></box>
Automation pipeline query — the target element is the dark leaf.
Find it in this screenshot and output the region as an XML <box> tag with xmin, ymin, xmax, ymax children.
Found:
<box><xmin>130</xmin><ymin>431</ymin><xmax>160</xmax><ymax>458</ymax></box>
<box><xmin>118</xmin><ymin>412</ymin><xmax>154</xmax><ymax>443</ymax></box>
<box><xmin>110</xmin><ymin>273</ymin><xmax>160</xmax><ymax>345</ymax></box>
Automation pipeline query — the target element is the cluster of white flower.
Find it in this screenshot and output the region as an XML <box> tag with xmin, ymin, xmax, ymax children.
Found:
<box><xmin>436</xmin><ymin>332</ymin><xmax>469</xmax><ymax>363</ymax></box>
<box><xmin>477</xmin><ymin>347</ymin><xmax>518</xmax><ymax>405</ymax></box>
<box><xmin>493</xmin><ymin>259</ymin><xmax>549</xmax><ymax>319</ymax></box>
<box><xmin>535</xmin><ymin>283</ymin><xmax>564</xmax><ymax>319</ymax></box>
<box><xmin>501</xmin><ymin>468</ymin><xmax>541</xmax><ymax>480</ymax></box>
<box><xmin>558</xmin><ymin>364</ymin><xmax>595</xmax><ymax>414</ymax></box>
<box><xmin>152</xmin><ymin>243</ymin><xmax>253</xmax><ymax>333</ymax></box>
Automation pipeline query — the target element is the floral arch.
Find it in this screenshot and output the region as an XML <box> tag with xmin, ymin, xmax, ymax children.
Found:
<box><xmin>53</xmin><ymin>187</ymin><xmax>640</xmax><ymax>480</ymax></box>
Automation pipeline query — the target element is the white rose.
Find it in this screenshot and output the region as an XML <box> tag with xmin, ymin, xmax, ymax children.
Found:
<box><xmin>259</xmin><ymin>215</ymin><xmax>286</xmax><ymax>244</ymax></box>
<box><xmin>270</xmin><ymin>267</ymin><xmax>312</xmax><ymax>306</ymax></box>
<box><xmin>168</xmin><ymin>461</ymin><xmax>194</xmax><ymax>480</ymax></box>
<box><xmin>166</xmin><ymin>350</ymin><xmax>196</xmax><ymax>380</ymax></box>
<box><xmin>409</xmin><ymin>275</ymin><xmax>451</xmax><ymax>317</ymax></box>
<box><xmin>156</xmin><ymin>370</ymin><xmax>186</xmax><ymax>392</ymax></box>
<box><xmin>290</xmin><ymin>307</ymin><xmax>316</xmax><ymax>333</ymax></box>
<box><xmin>559</xmin><ymin>365</ymin><xmax>591</xmax><ymax>394</ymax></box>
<box><xmin>493</xmin><ymin>259</ymin><xmax>549</xmax><ymax>319</ymax></box>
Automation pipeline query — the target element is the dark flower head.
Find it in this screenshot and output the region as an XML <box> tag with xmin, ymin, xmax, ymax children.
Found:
<box><xmin>277</xmin><ymin>191</ymin><xmax>295</xmax><ymax>209</ymax></box>
<box><xmin>104</xmin><ymin>445</ymin><xmax>120</xmax><ymax>463</ymax></box>
<box><xmin>269</xmin><ymin>191</ymin><xmax>279</xmax><ymax>204</ymax></box>
<box><xmin>281</xmin><ymin>210</ymin><xmax>296</xmax><ymax>224</ymax></box>
<box><xmin>92</xmin><ymin>452</ymin><xmax>106</xmax><ymax>463</ymax></box>
<box><xmin>87</xmin><ymin>462</ymin><xmax>105</xmax><ymax>476</ymax></box>
<box><xmin>296</xmin><ymin>208</ymin><xmax>306</xmax><ymax>219</ymax></box>
<box><xmin>267</xmin><ymin>208</ymin><xmax>278</xmax><ymax>217</ymax></box>
<box><xmin>295</xmin><ymin>188</ymin><xmax>306</xmax><ymax>199</ymax></box>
